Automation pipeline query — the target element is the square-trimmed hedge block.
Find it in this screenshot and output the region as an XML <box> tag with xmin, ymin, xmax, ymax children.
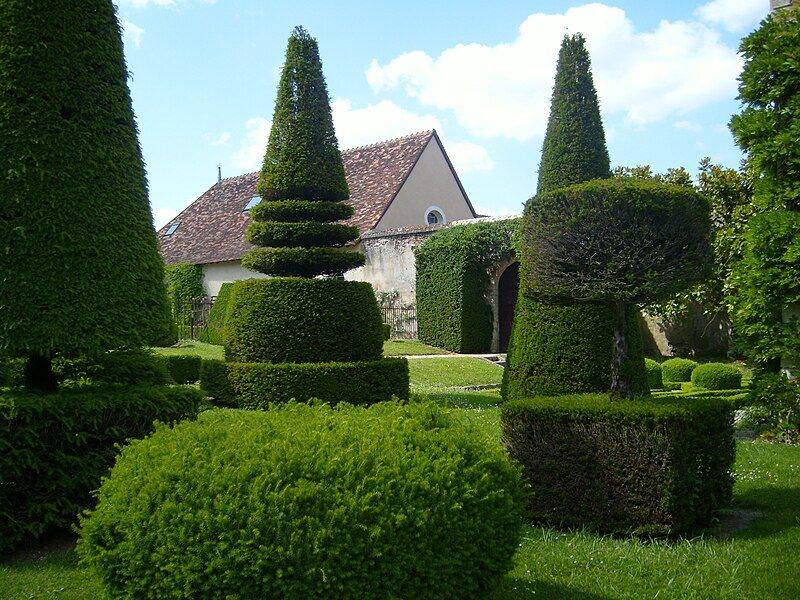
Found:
<box><xmin>200</xmin><ymin>358</ymin><xmax>409</xmax><ymax>408</ymax></box>
<box><xmin>501</xmin><ymin>394</ymin><xmax>735</xmax><ymax>535</ymax></box>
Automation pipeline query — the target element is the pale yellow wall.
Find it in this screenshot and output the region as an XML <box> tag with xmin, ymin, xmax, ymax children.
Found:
<box><xmin>376</xmin><ymin>138</ymin><xmax>474</xmax><ymax>230</ymax></box>
<box><xmin>202</xmin><ymin>260</ymin><xmax>266</xmax><ymax>297</ymax></box>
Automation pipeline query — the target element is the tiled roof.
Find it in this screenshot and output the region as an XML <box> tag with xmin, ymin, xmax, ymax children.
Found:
<box><xmin>159</xmin><ymin>130</ymin><xmax>435</xmax><ymax>266</ymax></box>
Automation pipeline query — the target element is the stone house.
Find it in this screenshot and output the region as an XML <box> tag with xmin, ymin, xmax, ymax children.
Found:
<box><xmin>158</xmin><ymin>130</ymin><xmax>477</xmax><ymax>302</ymax></box>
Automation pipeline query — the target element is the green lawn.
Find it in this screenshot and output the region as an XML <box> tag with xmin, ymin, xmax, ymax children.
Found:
<box><xmin>151</xmin><ymin>340</ymin><xmax>224</xmax><ymax>361</ymax></box>
<box><xmin>3</xmin><ymin>375</ymin><xmax>798</xmax><ymax>599</ymax></box>
<box><xmin>383</xmin><ymin>339</ymin><xmax>451</xmax><ymax>356</ymax></box>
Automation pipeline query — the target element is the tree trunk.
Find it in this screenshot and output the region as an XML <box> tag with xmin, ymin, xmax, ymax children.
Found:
<box><xmin>24</xmin><ymin>354</ymin><xmax>57</xmax><ymax>393</ymax></box>
<box><xmin>610</xmin><ymin>301</ymin><xmax>633</xmax><ymax>400</ymax></box>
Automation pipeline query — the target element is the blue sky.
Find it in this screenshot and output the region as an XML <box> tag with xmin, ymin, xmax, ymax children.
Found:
<box><xmin>114</xmin><ymin>0</ymin><xmax>770</xmax><ymax>227</ymax></box>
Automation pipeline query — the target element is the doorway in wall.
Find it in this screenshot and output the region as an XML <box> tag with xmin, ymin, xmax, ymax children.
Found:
<box><xmin>498</xmin><ymin>262</ymin><xmax>519</xmax><ymax>353</ymax></box>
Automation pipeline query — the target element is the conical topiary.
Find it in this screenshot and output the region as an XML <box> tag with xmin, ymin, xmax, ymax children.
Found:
<box><xmin>220</xmin><ymin>27</ymin><xmax>408</xmax><ymax>406</ymax></box>
<box><xmin>502</xmin><ymin>33</ymin><xmax>646</xmax><ymax>400</ymax></box>
<box><xmin>241</xmin><ymin>26</ymin><xmax>364</xmax><ymax>279</ymax></box>
<box><xmin>0</xmin><ymin>0</ymin><xmax>174</xmax><ymax>391</ymax></box>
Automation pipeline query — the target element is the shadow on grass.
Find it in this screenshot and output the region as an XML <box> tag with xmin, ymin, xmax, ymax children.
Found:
<box><xmin>413</xmin><ymin>390</ymin><xmax>502</xmax><ymax>410</ymax></box>
<box><xmin>492</xmin><ymin>577</ymin><xmax>614</xmax><ymax>599</ymax></box>
<box><xmin>720</xmin><ymin>486</ymin><xmax>800</xmax><ymax>540</ymax></box>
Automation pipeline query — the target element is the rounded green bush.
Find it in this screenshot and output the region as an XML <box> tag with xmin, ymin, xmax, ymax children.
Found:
<box><xmin>249</xmin><ymin>199</ymin><xmax>354</xmax><ymax>223</ymax></box>
<box><xmin>78</xmin><ymin>402</ymin><xmax>524</xmax><ymax>599</ymax></box>
<box><xmin>660</xmin><ymin>358</ymin><xmax>699</xmax><ymax>383</ymax></box>
<box><xmin>645</xmin><ymin>358</ymin><xmax>663</xmax><ymax>390</ymax></box>
<box><xmin>691</xmin><ymin>363</ymin><xmax>742</xmax><ymax>390</ymax></box>
<box><xmin>225</xmin><ymin>278</ymin><xmax>383</xmax><ymax>363</ymax></box>
<box><xmin>241</xmin><ymin>247</ymin><xmax>365</xmax><ymax>277</ymax></box>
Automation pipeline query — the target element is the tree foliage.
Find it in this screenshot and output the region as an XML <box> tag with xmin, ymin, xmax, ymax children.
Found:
<box><xmin>243</xmin><ymin>27</ymin><xmax>362</xmax><ymax>278</ymax></box>
<box><xmin>522</xmin><ymin>179</ymin><xmax>712</xmax><ymax>304</ymax></box>
<box><xmin>537</xmin><ymin>33</ymin><xmax>610</xmax><ymax>194</ymax></box>
<box><xmin>730</xmin><ymin>7</ymin><xmax>800</xmax><ymax>211</ymax></box>
<box><xmin>0</xmin><ymin>0</ymin><xmax>174</xmax><ymax>389</ymax></box>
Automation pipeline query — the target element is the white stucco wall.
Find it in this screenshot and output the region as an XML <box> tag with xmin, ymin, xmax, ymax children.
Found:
<box><xmin>202</xmin><ymin>260</ymin><xmax>266</xmax><ymax>297</ymax></box>
<box><xmin>345</xmin><ymin>238</ymin><xmax>419</xmax><ymax>304</ymax></box>
<box><xmin>376</xmin><ymin>138</ymin><xmax>474</xmax><ymax>230</ymax></box>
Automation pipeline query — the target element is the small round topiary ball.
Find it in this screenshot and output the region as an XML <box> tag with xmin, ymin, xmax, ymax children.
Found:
<box><xmin>691</xmin><ymin>363</ymin><xmax>742</xmax><ymax>390</ymax></box>
<box><xmin>78</xmin><ymin>402</ymin><xmax>524</xmax><ymax>599</ymax></box>
<box><xmin>645</xmin><ymin>358</ymin><xmax>663</xmax><ymax>390</ymax></box>
<box><xmin>661</xmin><ymin>357</ymin><xmax>699</xmax><ymax>383</ymax></box>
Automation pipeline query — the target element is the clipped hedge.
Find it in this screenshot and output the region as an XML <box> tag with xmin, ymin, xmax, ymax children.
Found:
<box><xmin>661</xmin><ymin>357</ymin><xmax>699</xmax><ymax>382</ymax></box>
<box><xmin>0</xmin><ymin>384</ymin><xmax>202</xmax><ymax>552</ymax></box>
<box><xmin>163</xmin><ymin>355</ymin><xmax>202</xmax><ymax>385</ymax></box>
<box><xmin>246</xmin><ymin>221</ymin><xmax>359</xmax><ymax>248</ymax></box>
<box><xmin>225</xmin><ymin>278</ymin><xmax>383</xmax><ymax>364</ymax></box>
<box><xmin>78</xmin><ymin>402</ymin><xmax>524</xmax><ymax>599</ymax></box>
<box><xmin>501</xmin><ymin>394</ymin><xmax>735</xmax><ymax>535</ymax></box>
<box><xmin>165</xmin><ymin>262</ymin><xmax>204</xmax><ymax>325</ymax></box>
<box><xmin>502</xmin><ymin>297</ymin><xmax>647</xmax><ymax>399</ymax></box>
<box><xmin>691</xmin><ymin>363</ymin><xmax>742</xmax><ymax>390</ymax></box>
<box><xmin>645</xmin><ymin>358</ymin><xmax>663</xmax><ymax>390</ymax></box>
<box><xmin>198</xmin><ymin>282</ymin><xmax>235</xmax><ymax>346</ymax></box>
<box><xmin>382</xmin><ymin>323</ymin><xmax>391</xmax><ymax>341</ymax></box>
<box><xmin>54</xmin><ymin>348</ymin><xmax>173</xmax><ymax>387</ymax></box>
<box><xmin>200</xmin><ymin>358</ymin><xmax>409</xmax><ymax>408</ymax></box>
<box><xmin>249</xmin><ymin>199</ymin><xmax>354</xmax><ymax>223</ymax></box>
<box><xmin>416</xmin><ymin>219</ymin><xmax>519</xmax><ymax>353</ymax></box>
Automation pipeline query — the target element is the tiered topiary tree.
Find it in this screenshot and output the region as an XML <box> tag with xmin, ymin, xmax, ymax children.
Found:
<box><xmin>0</xmin><ymin>0</ymin><xmax>175</xmax><ymax>391</ymax></box>
<box><xmin>217</xmin><ymin>27</ymin><xmax>409</xmax><ymax>406</ymax></box>
<box><xmin>502</xmin><ymin>33</ymin><xmax>627</xmax><ymax>400</ymax></box>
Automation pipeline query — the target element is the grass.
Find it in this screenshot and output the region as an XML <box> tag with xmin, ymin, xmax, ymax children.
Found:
<box><xmin>150</xmin><ymin>340</ymin><xmax>223</xmax><ymax>361</ymax></box>
<box><xmin>3</xmin><ymin>365</ymin><xmax>798</xmax><ymax>599</ymax></box>
<box><xmin>383</xmin><ymin>339</ymin><xmax>450</xmax><ymax>355</ymax></box>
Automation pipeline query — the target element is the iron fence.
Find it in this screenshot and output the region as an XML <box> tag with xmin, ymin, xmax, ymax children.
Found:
<box><xmin>381</xmin><ymin>306</ymin><xmax>417</xmax><ymax>340</ymax></box>
<box><xmin>175</xmin><ymin>296</ymin><xmax>214</xmax><ymax>341</ymax></box>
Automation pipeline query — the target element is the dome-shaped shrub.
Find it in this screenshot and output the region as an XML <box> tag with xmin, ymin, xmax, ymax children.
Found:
<box><xmin>691</xmin><ymin>363</ymin><xmax>742</xmax><ymax>390</ymax></box>
<box><xmin>661</xmin><ymin>358</ymin><xmax>699</xmax><ymax>382</ymax></box>
<box><xmin>78</xmin><ymin>402</ymin><xmax>524</xmax><ymax>599</ymax></box>
<box><xmin>645</xmin><ymin>358</ymin><xmax>663</xmax><ymax>390</ymax></box>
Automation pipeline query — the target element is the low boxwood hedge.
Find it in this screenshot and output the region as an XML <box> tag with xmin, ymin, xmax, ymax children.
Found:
<box><xmin>78</xmin><ymin>402</ymin><xmax>524</xmax><ymax>599</ymax></box>
<box><xmin>0</xmin><ymin>384</ymin><xmax>202</xmax><ymax>552</ymax></box>
<box><xmin>198</xmin><ymin>282</ymin><xmax>235</xmax><ymax>346</ymax></box>
<box><xmin>661</xmin><ymin>357</ymin><xmax>699</xmax><ymax>382</ymax></box>
<box><xmin>645</xmin><ymin>358</ymin><xmax>663</xmax><ymax>390</ymax></box>
<box><xmin>200</xmin><ymin>358</ymin><xmax>409</xmax><ymax>408</ymax></box>
<box><xmin>225</xmin><ymin>278</ymin><xmax>383</xmax><ymax>364</ymax></box>
<box><xmin>501</xmin><ymin>394</ymin><xmax>735</xmax><ymax>535</ymax></box>
<box><xmin>691</xmin><ymin>363</ymin><xmax>742</xmax><ymax>390</ymax></box>
<box><xmin>162</xmin><ymin>355</ymin><xmax>202</xmax><ymax>384</ymax></box>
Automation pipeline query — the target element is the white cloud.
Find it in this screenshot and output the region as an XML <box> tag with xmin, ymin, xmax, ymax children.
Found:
<box><xmin>331</xmin><ymin>99</ymin><xmax>440</xmax><ymax>149</ymax></box>
<box><xmin>116</xmin><ymin>0</ymin><xmax>217</xmax><ymax>8</ymax></box>
<box><xmin>230</xmin><ymin>117</ymin><xmax>270</xmax><ymax>171</ymax></box>
<box><xmin>472</xmin><ymin>204</ymin><xmax>520</xmax><ymax>217</ymax></box>
<box><xmin>673</xmin><ymin>120</ymin><xmax>702</xmax><ymax>131</ymax></box>
<box><xmin>152</xmin><ymin>206</ymin><xmax>178</xmax><ymax>229</ymax></box>
<box><xmin>230</xmin><ymin>100</ymin><xmax>494</xmax><ymax>175</ymax></box>
<box><xmin>694</xmin><ymin>0</ymin><xmax>766</xmax><ymax>32</ymax></box>
<box><xmin>367</xmin><ymin>3</ymin><xmax>743</xmax><ymax>141</ymax></box>
<box><xmin>210</xmin><ymin>132</ymin><xmax>231</xmax><ymax>146</ymax></box>
<box><xmin>121</xmin><ymin>19</ymin><xmax>144</xmax><ymax>48</ymax></box>
<box><xmin>446</xmin><ymin>141</ymin><xmax>495</xmax><ymax>174</ymax></box>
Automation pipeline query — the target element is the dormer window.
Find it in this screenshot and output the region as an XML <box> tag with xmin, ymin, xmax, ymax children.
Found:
<box><xmin>425</xmin><ymin>206</ymin><xmax>445</xmax><ymax>225</ymax></box>
<box><xmin>164</xmin><ymin>223</ymin><xmax>179</xmax><ymax>236</ymax></box>
<box><xmin>244</xmin><ymin>196</ymin><xmax>261</xmax><ymax>212</ymax></box>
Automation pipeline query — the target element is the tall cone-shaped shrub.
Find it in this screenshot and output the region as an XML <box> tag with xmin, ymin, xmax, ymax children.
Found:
<box><xmin>0</xmin><ymin>0</ymin><xmax>174</xmax><ymax>391</ymax></box>
<box><xmin>502</xmin><ymin>34</ymin><xmax>646</xmax><ymax>400</ymax></box>
<box><xmin>220</xmin><ymin>27</ymin><xmax>408</xmax><ymax>406</ymax></box>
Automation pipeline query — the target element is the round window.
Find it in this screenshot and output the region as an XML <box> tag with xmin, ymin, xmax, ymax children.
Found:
<box><xmin>426</xmin><ymin>209</ymin><xmax>443</xmax><ymax>225</ymax></box>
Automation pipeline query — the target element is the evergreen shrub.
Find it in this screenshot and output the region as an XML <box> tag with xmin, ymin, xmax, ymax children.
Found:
<box><xmin>200</xmin><ymin>359</ymin><xmax>409</xmax><ymax>408</ymax></box>
<box><xmin>225</xmin><ymin>278</ymin><xmax>383</xmax><ymax>364</ymax></box>
<box><xmin>198</xmin><ymin>282</ymin><xmax>235</xmax><ymax>346</ymax></box>
<box><xmin>661</xmin><ymin>358</ymin><xmax>699</xmax><ymax>382</ymax></box>
<box><xmin>55</xmin><ymin>349</ymin><xmax>173</xmax><ymax>387</ymax></box>
<box><xmin>383</xmin><ymin>323</ymin><xmax>391</xmax><ymax>341</ymax></box>
<box><xmin>501</xmin><ymin>394</ymin><xmax>735</xmax><ymax>535</ymax></box>
<box><xmin>502</xmin><ymin>298</ymin><xmax>646</xmax><ymax>399</ymax></box>
<box><xmin>645</xmin><ymin>358</ymin><xmax>663</xmax><ymax>390</ymax></box>
<box><xmin>0</xmin><ymin>384</ymin><xmax>201</xmax><ymax>552</ymax></box>
<box><xmin>241</xmin><ymin>247</ymin><xmax>365</xmax><ymax>278</ymax></box>
<box><xmin>78</xmin><ymin>403</ymin><xmax>524</xmax><ymax>599</ymax></box>
<box><xmin>416</xmin><ymin>219</ymin><xmax>519</xmax><ymax>353</ymax></box>
<box><xmin>691</xmin><ymin>363</ymin><xmax>742</xmax><ymax>390</ymax></box>
<box><xmin>163</xmin><ymin>355</ymin><xmax>202</xmax><ymax>385</ymax></box>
